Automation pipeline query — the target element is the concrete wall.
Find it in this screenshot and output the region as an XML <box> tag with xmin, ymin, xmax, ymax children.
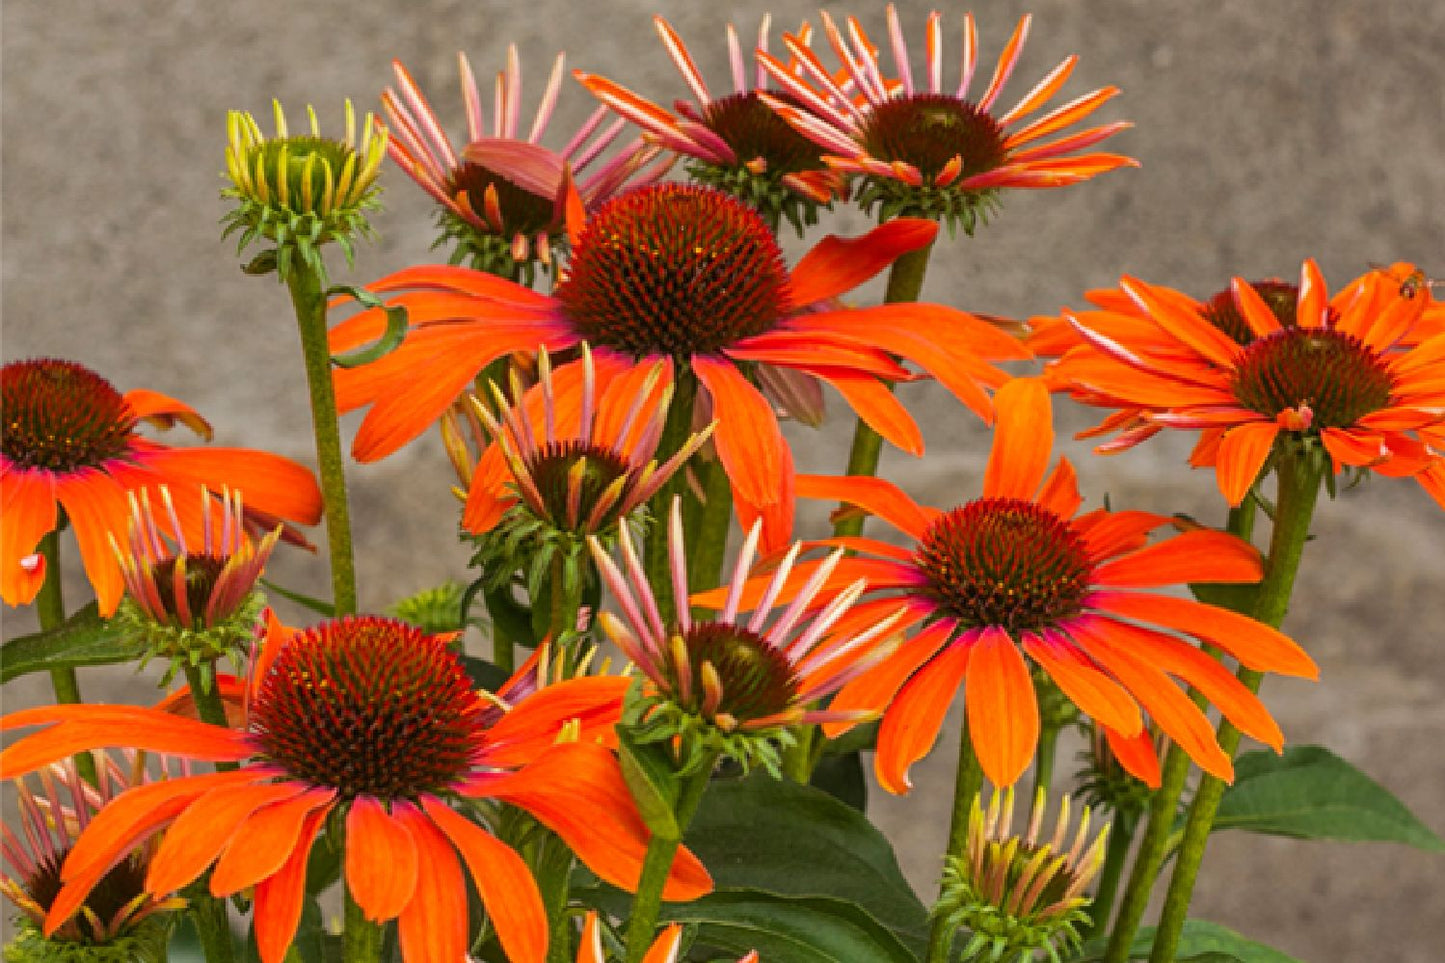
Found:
<box><xmin>4</xmin><ymin>1</ymin><xmax>1442</xmax><ymax>958</ymax></box>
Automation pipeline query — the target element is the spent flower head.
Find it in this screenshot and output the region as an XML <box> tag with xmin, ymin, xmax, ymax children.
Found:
<box><xmin>934</xmin><ymin>788</ymin><xmax>1106</xmax><ymax>963</ymax></box>
<box><xmin>222</xmin><ymin>100</ymin><xmax>386</xmax><ymax>280</ymax></box>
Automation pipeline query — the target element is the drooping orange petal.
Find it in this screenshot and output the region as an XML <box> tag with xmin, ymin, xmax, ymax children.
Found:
<box><xmin>733</xmin><ymin>441</ymin><xmax>796</xmax><ymax>555</ymax></box>
<box><xmin>345</xmin><ymin>796</ymin><xmax>421</xmax><ymax>922</ymax></box>
<box><xmin>462</xmin><ymin>443</ymin><xmax>517</xmax><ymax>535</ymax></box>
<box><xmin>481</xmin><ymin>675</ymin><xmax>629</xmax><ymax>767</ymax></box>
<box><xmin>1229</xmin><ymin>279</ymin><xmax>1284</xmax><ymax>339</ymax></box>
<box><xmin>1320</xmin><ymin>427</ymin><xmax>1389</xmax><ymax>470</ymax></box>
<box><xmin>593</xmin><ymin>354</ymin><xmax>674</xmax><ymax>453</ymax></box>
<box><xmin>809</xmin><ymin>367</ymin><xmax>924</xmax><ymax>456</ymax></box>
<box><xmin>875</xmin><ymin>633</ymin><xmax>973</xmax><ymax>795</ymax></box>
<box><xmin>147</xmin><ymin>781</ymin><xmax>308</xmax><ymax>895</ymax></box>
<box><xmin>982</xmin><ymin>377</ymin><xmax>1053</xmax><ymax>499</ymax></box>
<box><xmin>1092</xmin><ymin>529</ymin><xmax>1263</xmax><ymax>587</ymax></box>
<box><xmin>1072</xmin><ymin>509</ymin><xmax>1170</xmax><ymax>562</ymax></box>
<box><xmin>640</xmin><ymin>925</ymin><xmax>686</xmax><ymax>963</ymax></box>
<box><xmin>794</xmin><ymin>473</ymin><xmax>936</xmax><ymax>538</ymax></box>
<box><xmin>823</xmin><ymin>617</ymin><xmax>953</xmax><ymax>739</ymax></box>
<box><xmin>422</xmin><ymin>795</ymin><xmax>547</xmax><ymax>963</ymax></box>
<box><xmin>210</xmin><ymin>789</ymin><xmax>336</xmax><ymax>896</ymax></box>
<box><xmin>964</xmin><ymin>626</ymin><xmax>1039</xmax><ymax>787</ymax></box>
<box><xmin>578</xmin><ymin>911</ymin><xmax>606</xmax><ymax>963</ymax></box>
<box><xmin>52</xmin><ymin>468</ymin><xmax>131</xmax><ymax>615</ymax></box>
<box><xmin>0</xmin><ymin>706</ymin><xmax>252</xmax><ymax>776</ymax></box>
<box><xmin>1022</xmin><ymin>631</ymin><xmax>1142</xmax><ymax>736</ymax></box>
<box><xmin>1088</xmin><ymin>591</ymin><xmax>1317</xmax><ymax>678</ymax></box>
<box><xmin>1120</xmin><ymin>277</ymin><xmax>1241</xmax><ymax>368</ymax></box>
<box><xmin>123</xmin><ymin>388</ymin><xmax>213</xmax><ymax>438</ymax></box>
<box><xmin>1103</xmin><ymin>725</ymin><xmax>1161</xmax><ymax>788</ymax></box>
<box><xmin>1035</xmin><ymin>458</ymin><xmax>1083</xmax><ymax>519</ymax></box>
<box><xmin>476</xmin><ymin>742</ymin><xmax>711</xmax><ymax>901</ymax></box>
<box><xmin>135</xmin><ymin>446</ymin><xmax>323</xmax><ymax>525</ymax></box>
<box><xmin>1214</xmin><ymin>421</ymin><xmax>1280</xmax><ymax>505</ymax></box>
<box><xmin>1096</xmin><ymin>618</ymin><xmax>1284</xmax><ymax>751</ymax></box>
<box><xmin>691</xmin><ymin>355</ymin><xmax>783</xmax><ymax>510</ymax></box>
<box><xmin>1068</xmin><ymin>617</ymin><xmax>1232</xmax><ymax>781</ymax></box>
<box><xmin>786</xmin><ymin>218</ymin><xmax>939</xmax><ymax>308</ymax></box>
<box><xmin>0</xmin><ymin>468</ymin><xmax>56</xmax><ymax>607</ymax></box>
<box><xmin>252</xmin><ymin>806</ymin><xmax>329</xmax><ymax>963</ymax></box>
<box><xmin>391</xmin><ymin>802</ymin><xmax>473</xmax><ymax>963</ymax></box>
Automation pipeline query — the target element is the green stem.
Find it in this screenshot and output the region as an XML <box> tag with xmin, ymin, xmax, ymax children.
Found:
<box><xmin>286</xmin><ymin>265</ymin><xmax>358</xmax><ymax>617</ymax></box>
<box><xmin>534</xmin><ymin>831</ymin><xmax>577</xmax><ymax>963</ymax></box>
<box><xmin>188</xmin><ymin>884</ymin><xmax>237</xmax><ymax>963</ymax></box>
<box><xmin>1029</xmin><ymin>721</ymin><xmax>1061</xmax><ymax>816</ymax></box>
<box><xmin>832</xmin><ymin>240</ymin><xmax>935</xmax><ymax>539</ymax></box>
<box><xmin>643</xmin><ymin>373</ymin><xmax>698</xmax><ymax>626</ymax></box>
<box><xmin>1083</xmin><ymin>810</ymin><xmax>1137</xmax><ymax>939</ymax></box>
<box><xmin>780</xmin><ymin>724</ymin><xmax>815</xmax><ymax>784</ymax></box>
<box><xmin>924</xmin><ymin>719</ymin><xmax>984</xmax><ymax>963</ymax></box>
<box><xmin>684</xmin><ymin>457</ymin><xmax>735</xmax><ymax>604</ymax></box>
<box><xmin>624</xmin><ymin>758</ymin><xmax>716</xmax><ymax>963</ymax></box>
<box><xmin>36</xmin><ymin>531</ymin><xmax>100</xmax><ymax>785</ymax></box>
<box><xmin>182</xmin><ymin>662</ymin><xmax>238</xmax><ymax>772</ymax></box>
<box><xmin>343</xmin><ymin>887</ymin><xmax>384</xmax><ymax>963</ymax></box>
<box><xmin>1148</xmin><ymin>453</ymin><xmax>1324</xmax><ymax>963</ymax></box>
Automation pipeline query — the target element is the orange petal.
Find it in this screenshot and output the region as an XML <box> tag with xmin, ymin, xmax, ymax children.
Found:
<box><xmin>982</xmin><ymin>378</ymin><xmax>1053</xmax><ymax>499</ymax></box>
<box><xmin>691</xmin><ymin>355</ymin><xmax>783</xmax><ymax>510</ymax></box>
<box><xmin>391</xmin><ymin>802</ymin><xmax>472</xmax><ymax>963</ymax></box>
<box><xmin>1088</xmin><ymin>591</ymin><xmax>1317</xmax><ymax>679</ymax></box>
<box><xmin>422</xmin><ymin>796</ymin><xmax>547</xmax><ymax>963</ymax></box>
<box><xmin>965</xmin><ymin>627</ymin><xmax>1039</xmax><ymax>787</ymax></box>
<box><xmin>1035</xmin><ymin>458</ymin><xmax>1083</xmax><ymax>519</ymax></box>
<box><xmin>578</xmin><ymin>912</ymin><xmax>606</xmax><ymax>963</ymax></box>
<box><xmin>809</xmin><ymin>368</ymin><xmax>924</xmax><ymax>456</ymax></box>
<box><xmin>640</xmin><ymin>925</ymin><xmax>685</xmax><ymax>963</ymax></box>
<box><xmin>1229</xmin><ymin>279</ymin><xmax>1284</xmax><ymax>339</ymax></box>
<box><xmin>0</xmin><ymin>468</ymin><xmax>56</xmax><ymax>607</ymax></box>
<box><xmin>1214</xmin><ymin>421</ymin><xmax>1279</xmax><ymax>506</ymax></box>
<box><xmin>1103</xmin><ymin>725</ymin><xmax>1162</xmax><ymax>789</ymax></box>
<box><xmin>823</xmin><ymin>616</ymin><xmax>952</xmax><ymax>739</ymax></box>
<box><xmin>136</xmin><ymin>446</ymin><xmax>323</xmax><ymax>526</ymax></box>
<box><xmin>1092</xmin><ymin>529</ymin><xmax>1263</xmax><ymax>587</ymax></box>
<box><xmin>461</xmin><ymin>443</ymin><xmax>516</xmax><ymax>535</ymax></box>
<box><xmin>1320</xmin><ymin>427</ymin><xmax>1388</xmax><ymax>470</ymax></box>
<box><xmin>345</xmin><ymin>796</ymin><xmax>420</xmax><ymax>922</ymax></box>
<box><xmin>1022</xmin><ymin>631</ymin><xmax>1142</xmax><ymax>736</ymax></box>
<box><xmin>1296</xmin><ymin>259</ymin><xmax>1329</xmax><ymax>328</ymax></box>
<box><xmin>211</xmin><ymin>789</ymin><xmax>336</xmax><ymax>895</ymax></box>
<box><xmin>787</xmin><ymin>218</ymin><xmax>938</xmax><ymax>308</ymax></box>
<box><xmin>478</xmin><ymin>742</ymin><xmax>712</xmax><ymax>901</ymax></box>
<box><xmin>253</xmin><ymin>806</ymin><xmax>329</xmax><ymax>963</ymax></box>
<box><xmin>147</xmin><ymin>781</ymin><xmax>308</xmax><ymax>895</ymax></box>
<box><xmin>0</xmin><ymin>706</ymin><xmax>252</xmax><ymax>776</ymax></box>
<box><xmin>124</xmin><ymin>388</ymin><xmax>213</xmax><ymax>438</ymax></box>
<box><xmin>794</xmin><ymin>473</ymin><xmax>935</xmax><ymax>538</ymax></box>
<box><xmin>1072</xmin><ymin>509</ymin><xmax>1170</xmax><ymax>562</ymax></box>
<box><xmin>1121</xmin><ymin>276</ymin><xmax>1241</xmax><ymax>368</ymax></box>
<box><xmin>53</xmin><ymin>468</ymin><xmax>131</xmax><ymax>616</ymax></box>
<box><xmin>481</xmin><ymin>675</ymin><xmax>629</xmax><ymax>767</ymax></box>
<box><xmin>875</xmin><ymin>633</ymin><xmax>972</xmax><ymax>795</ymax></box>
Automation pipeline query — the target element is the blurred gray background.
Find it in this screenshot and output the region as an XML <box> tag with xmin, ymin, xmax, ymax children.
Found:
<box><xmin>4</xmin><ymin>1</ymin><xmax>1442</xmax><ymax>959</ymax></box>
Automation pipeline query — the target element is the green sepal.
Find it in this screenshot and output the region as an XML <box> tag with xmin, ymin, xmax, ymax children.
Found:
<box><xmin>617</xmin><ymin>723</ymin><xmax>683</xmax><ymax>840</ymax></box>
<box><xmin>326</xmin><ymin>284</ymin><xmax>409</xmax><ymax>368</ymax></box>
<box><xmin>0</xmin><ymin>602</ymin><xmax>142</xmax><ymax>684</ymax></box>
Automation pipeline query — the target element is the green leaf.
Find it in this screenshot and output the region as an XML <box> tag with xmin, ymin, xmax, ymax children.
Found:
<box><xmin>461</xmin><ymin>654</ymin><xmax>511</xmax><ymax>694</ymax></box>
<box><xmin>617</xmin><ymin>728</ymin><xmax>681</xmax><ymax>838</ymax></box>
<box><xmin>1212</xmin><ymin>746</ymin><xmax>1445</xmax><ymax>851</ymax></box>
<box><xmin>326</xmin><ymin>284</ymin><xmax>408</xmax><ymax>368</ymax></box>
<box><xmin>0</xmin><ymin>603</ymin><xmax>142</xmax><ymax>683</ymax></box>
<box><xmin>1075</xmin><ymin>919</ymin><xmax>1303</xmax><ymax>962</ymax></box>
<box><xmin>808</xmin><ymin>750</ymin><xmax>867</xmax><ymax>812</ymax></box>
<box><xmin>663</xmin><ymin>889</ymin><xmax>916</xmax><ymax>963</ymax></box>
<box><xmin>259</xmin><ymin>578</ymin><xmax>335</xmax><ymax>617</ymax></box>
<box><xmin>685</xmin><ymin>772</ymin><xmax>928</xmax><ymax>951</ymax></box>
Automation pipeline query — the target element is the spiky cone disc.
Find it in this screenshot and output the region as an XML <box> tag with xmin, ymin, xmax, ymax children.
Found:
<box><xmin>221</xmin><ymin>100</ymin><xmax>386</xmax><ymax>281</ymax></box>
<box><xmin>934</xmin><ymin>788</ymin><xmax>1108</xmax><ymax>963</ymax></box>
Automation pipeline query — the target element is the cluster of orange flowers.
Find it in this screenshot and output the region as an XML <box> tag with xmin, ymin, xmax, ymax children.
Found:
<box><xmin>4</xmin><ymin>6</ymin><xmax>1443</xmax><ymax>963</ymax></box>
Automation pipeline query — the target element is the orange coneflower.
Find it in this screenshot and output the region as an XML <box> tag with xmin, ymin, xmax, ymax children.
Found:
<box><xmin>577</xmin><ymin>911</ymin><xmax>758</xmax><ymax>963</ymax></box>
<box><xmin>1045</xmin><ymin>260</ymin><xmax>1445</xmax><ymax>507</ymax></box>
<box><xmin>755</xmin><ymin>5</ymin><xmax>1134</xmax><ymax>230</ymax></box>
<box><xmin>591</xmin><ymin>498</ymin><xmax>905</xmax><ymax>773</ymax></box>
<box><xmin>0</xmin><ymin>614</ymin><xmax>709</xmax><ymax>963</ymax></box>
<box><xmin>577</xmin><ymin>15</ymin><xmax>846</xmax><ymax>230</ymax></box>
<box><xmin>1</xmin><ymin>359</ymin><xmax>321</xmax><ymax>615</ymax></box>
<box><xmin>330</xmin><ymin>183</ymin><xmax>1027</xmax><ymax>548</ymax></box>
<box><xmin>703</xmin><ymin>379</ymin><xmax>1318</xmax><ymax>789</ymax></box>
<box><xmin>384</xmin><ymin>48</ymin><xmax>666</xmax><ymax>280</ymax></box>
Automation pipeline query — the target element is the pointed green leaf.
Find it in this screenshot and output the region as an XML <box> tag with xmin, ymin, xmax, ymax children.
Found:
<box><xmin>1076</xmin><ymin>919</ymin><xmax>1303</xmax><ymax>962</ymax></box>
<box><xmin>0</xmin><ymin>603</ymin><xmax>142</xmax><ymax>683</ymax></box>
<box><xmin>259</xmin><ymin>578</ymin><xmax>335</xmax><ymax>617</ymax></box>
<box><xmin>1212</xmin><ymin>746</ymin><xmax>1444</xmax><ymax>851</ymax></box>
<box><xmin>663</xmin><ymin>889</ymin><xmax>916</xmax><ymax>963</ymax></box>
<box><xmin>617</xmin><ymin>728</ymin><xmax>681</xmax><ymax>839</ymax></box>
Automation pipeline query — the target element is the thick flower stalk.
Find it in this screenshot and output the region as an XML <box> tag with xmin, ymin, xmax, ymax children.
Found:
<box><xmin>222</xmin><ymin>100</ymin><xmax>385</xmax><ymax>280</ymax></box>
<box><xmin>384</xmin><ymin>49</ymin><xmax>666</xmax><ymax>281</ymax></box>
<box><xmin>2</xmin><ymin>754</ymin><xmax>184</xmax><ymax>963</ymax></box>
<box><xmin>1044</xmin><ymin>259</ymin><xmax>1445</xmax><ymax>507</ymax></box>
<box><xmin>577</xmin><ymin>15</ymin><xmax>845</xmax><ymax>232</ymax></box>
<box><xmin>757</xmin><ymin>5</ymin><xmax>1134</xmax><ymax>231</ymax></box>
<box><xmin>1</xmin><ymin>358</ymin><xmax>321</xmax><ymax>616</ymax></box>
<box><xmin>0</xmin><ymin>614</ymin><xmax>709</xmax><ymax>963</ymax></box>
<box><xmin>933</xmin><ymin>788</ymin><xmax>1107</xmax><ymax>963</ymax></box>
<box><xmin>330</xmin><ymin>184</ymin><xmax>1026</xmax><ymax>550</ymax></box>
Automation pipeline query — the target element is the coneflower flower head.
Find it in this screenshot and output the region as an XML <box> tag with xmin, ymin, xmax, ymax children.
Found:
<box><xmin>591</xmin><ymin>499</ymin><xmax>905</xmax><ymax>775</ymax></box>
<box><xmin>933</xmin><ymin>788</ymin><xmax>1107</xmax><ymax>963</ymax></box>
<box><xmin>577</xmin><ymin>16</ymin><xmax>845</xmax><ymax>234</ymax></box>
<box><xmin>464</xmin><ymin>345</ymin><xmax>715</xmax><ymax>603</ymax></box>
<box><xmin>112</xmin><ymin>486</ymin><xmax>276</xmax><ymax>692</ymax></box>
<box><xmin>757</xmin><ymin>5</ymin><xmax>1134</xmax><ymax>234</ymax></box>
<box><xmin>222</xmin><ymin>100</ymin><xmax>386</xmax><ymax>280</ymax></box>
<box><xmin>2</xmin><ymin>754</ymin><xmax>183</xmax><ymax>963</ymax></box>
<box><xmin>385</xmin><ymin>49</ymin><xmax>666</xmax><ymax>283</ymax></box>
